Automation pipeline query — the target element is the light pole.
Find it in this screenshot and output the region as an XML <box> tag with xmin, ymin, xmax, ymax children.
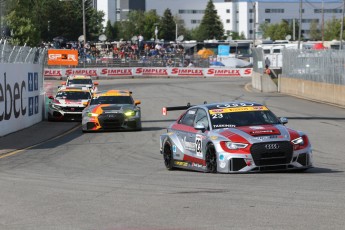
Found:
<box><xmin>82</xmin><ymin>0</ymin><xmax>86</xmax><ymax>48</ymax></box>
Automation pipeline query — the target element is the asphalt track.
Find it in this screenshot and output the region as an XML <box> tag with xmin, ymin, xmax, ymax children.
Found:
<box><xmin>0</xmin><ymin>77</ymin><xmax>345</xmax><ymax>230</ymax></box>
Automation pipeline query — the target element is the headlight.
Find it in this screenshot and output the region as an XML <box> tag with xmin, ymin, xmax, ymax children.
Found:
<box><xmin>51</xmin><ymin>104</ymin><xmax>62</xmax><ymax>110</ymax></box>
<box><xmin>87</xmin><ymin>113</ymin><xmax>99</xmax><ymax>117</ymax></box>
<box><xmin>225</xmin><ymin>142</ymin><xmax>248</xmax><ymax>150</ymax></box>
<box><xmin>124</xmin><ymin>110</ymin><xmax>135</xmax><ymax>117</ymax></box>
<box><xmin>291</xmin><ymin>137</ymin><xmax>304</xmax><ymax>145</ymax></box>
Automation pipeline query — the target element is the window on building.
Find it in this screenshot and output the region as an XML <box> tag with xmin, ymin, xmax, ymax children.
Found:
<box><xmin>249</xmin><ymin>19</ymin><xmax>253</xmax><ymax>23</ymax></box>
<box><xmin>226</xmin><ymin>9</ymin><xmax>230</xmax><ymax>13</ymax></box>
<box><xmin>265</xmin><ymin>19</ymin><xmax>271</xmax><ymax>23</ymax></box>
<box><xmin>315</xmin><ymin>9</ymin><xmax>342</xmax><ymax>13</ymax></box>
<box><xmin>191</xmin><ymin>20</ymin><xmax>201</xmax><ymax>24</ymax></box>
<box><xmin>249</xmin><ymin>30</ymin><xmax>253</xmax><ymax>34</ymax></box>
<box><xmin>179</xmin><ymin>9</ymin><xmax>205</xmax><ymax>14</ymax></box>
<box><xmin>302</xmin><ymin>19</ymin><xmax>319</xmax><ymax>23</ymax></box>
<box><xmin>265</xmin><ymin>9</ymin><xmax>284</xmax><ymax>13</ymax></box>
<box><xmin>249</xmin><ymin>9</ymin><xmax>253</xmax><ymax>13</ymax></box>
<box><xmin>226</xmin><ymin>19</ymin><xmax>230</xmax><ymax>23</ymax></box>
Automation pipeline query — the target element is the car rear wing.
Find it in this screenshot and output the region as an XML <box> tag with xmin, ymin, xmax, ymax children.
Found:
<box><xmin>162</xmin><ymin>102</ymin><xmax>207</xmax><ymax>115</ymax></box>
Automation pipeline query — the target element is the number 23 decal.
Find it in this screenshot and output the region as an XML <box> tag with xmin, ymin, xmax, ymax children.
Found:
<box><xmin>212</xmin><ymin>113</ymin><xmax>223</xmax><ymax>119</ymax></box>
<box><xmin>195</xmin><ymin>135</ymin><xmax>203</xmax><ymax>157</ymax></box>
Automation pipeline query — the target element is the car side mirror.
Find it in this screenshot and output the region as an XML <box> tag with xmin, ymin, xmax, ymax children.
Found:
<box><xmin>94</xmin><ymin>82</ymin><xmax>99</xmax><ymax>86</ymax></box>
<box><xmin>135</xmin><ymin>100</ymin><xmax>141</xmax><ymax>105</ymax></box>
<box><xmin>280</xmin><ymin>117</ymin><xmax>288</xmax><ymax>124</ymax></box>
<box><xmin>194</xmin><ymin>123</ymin><xmax>206</xmax><ymax>131</ymax></box>
<box><xmin>83</xmin><ymin>101</ymin><xmax>89</xmax><ymax>106</ymax></box>
<box><xmin>48</xmin><ymin>95</ymin><xmax>54</xmax><ymax>100</ymax></box>
<box><xmin>61</xmin><ymin>82</ymin><xmax>66</xmax><ymax>85</ymax></box>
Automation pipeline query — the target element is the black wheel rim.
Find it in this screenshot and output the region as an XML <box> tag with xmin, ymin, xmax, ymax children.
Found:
<box><xmin>163</xmin><ymin>144</ymin><xmax>172</xmax><ymax>168</ymax></box>
<box><xmin>206</xmin><ymin>146</ymin><xmax>217</xmax><ymax>173</ymax></box>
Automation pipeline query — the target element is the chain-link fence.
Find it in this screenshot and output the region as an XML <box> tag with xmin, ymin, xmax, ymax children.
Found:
<box><xmin>0</xmin><ymin>40</ymin><xmax>46</xmax><ymax>64</ymax></box>
<box><xmin>282</xmin><ymin>49</ymin><xmax>345</xmax><ymax>85</ymax></box>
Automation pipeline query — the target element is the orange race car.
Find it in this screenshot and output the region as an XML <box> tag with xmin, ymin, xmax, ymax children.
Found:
<box><xmin>81</xmin><ymin>90</ymin><xmax>142</xmax><ymax>132</ymax></box>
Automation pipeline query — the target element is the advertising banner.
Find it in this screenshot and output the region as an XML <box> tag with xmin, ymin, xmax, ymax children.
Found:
<box><xmin>43</xmin><ymin>67</ymin><xmax>253</xmax><ymax>78</ymax></box>
<box><xmin>47</xmin><ymin>49</ymin><xmax>78</xmax><ymax>66</ymax></box>
<box><xmin>0</xmin><ymin>63</ymin><xmax>43</xmax><ymax>137</ymax></box>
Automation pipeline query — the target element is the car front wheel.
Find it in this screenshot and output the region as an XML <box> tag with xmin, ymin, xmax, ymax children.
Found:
<box><xmin>206</xmin><ymin>143</ymin><xmax>217</xmax><ymax>173</ymax></box>
<box><xmin>163</xmin><ymin>140</ymin><xmax>174</xmax><ymax>170</ymax></box>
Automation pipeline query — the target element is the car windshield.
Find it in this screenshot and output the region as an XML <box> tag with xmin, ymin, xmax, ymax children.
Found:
<box><xmin>90</xmin><ymin>96</ymin><xmax>133</xmax><ymax>105</ymax></box>
<box><xmin>210</xmin><ymin>110</ymin><xmax>280</xmax><ymax>129</ymax></box>
<box><xmin>68</xmin><ymin>79</ymin><xmax>92</xmax><ymax>85</ymax></box>
<box><xmin>55</xmin><ymin>91</ymin><xmax>91</xmax><ymax>100</ymax></box>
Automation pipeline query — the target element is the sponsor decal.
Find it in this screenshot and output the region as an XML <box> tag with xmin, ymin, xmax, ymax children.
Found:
<box><xmin>216</xmin><ymin>103</ymin><xmax>255</xmax><ymax>108</ymax></box>
<box><xmin>44</xmin><ymin>69</ymin><xmax>62</xmax><ymax>77</ymax></box>
<box><xmin>65</xmin><ymin>69</ymin><xmax>97</xmax><ymax>76</ymax></box>
<box><xmin>210</xmin><ymin>136</ymin><xmax>218</xmax><ymax>140</ymax></box>
<box><xmin>213</xmin><ymin>124</ymin><xmax>236</xmax><ymax>128</ymax></box>
<box><xmin>135</xmin><ymin>68</ymin><xmax>168</xmax><ymax>75</ymax></box>
<box><xmin>101</xmin><ymin>68</ymin><xmax>132</xmax><ymax>76</ymax></box>
<box><xmin>265</xmin><ymin>143</ymin><xmax>280</xmax><ymax>150</ymax></box>
<box><xmin>195</xmin><ymin>134</ymin><xmax>203</xmax><ymax>157</ymax></box>
<box><xmin>220</xmin><ymin>162</ymin><xmax>226</xmax><ymax>168</ymax></box>
<box><xmin>174</xmin><ymin>161</ymin><xmax>188</xmax><ymax>167</ymax></box>
<box><xmin>205</xmin><ymin>68</ymin><xmax>252</xmax><ymax>77</ymax></box>
<box><xmin>0</xmin><ymin>72</ymin><xmax>40</xmax><ymax>121</ymax></box>
<box><xmin>219</xmin><ymin>154</ymin><xmax>224</xmax><ymax>161</ymax></box>
<box><xmin>209</xmin><ymin>106</ymin><xmax>268</xmax><ymax>114</ymax></box>
<box><xmin>192</xmin><ymin>162</ymin><xmax>204</xmax><ymax>168</ymax></box>
<box><xmin>171</xmin><ymin>68</ymin><xmax>203</xmax><ymax>76</ymax></box>
<box><xmin>207</xmin><ymin>69</ymin><xmax>241</xmax><ymax>76</ymax></box>
<box><xmin>47</xmin><ymin>49</ymin><xmax>78</xmax><ymax>66</ymax></box>
<box><xmin>173</xmin><ymin>145</ymin><xmax>177</xmax><ymax>153</ymax></box>
<box><xmin>250</xmin><ymin>126</ymin><xmax>265</xmax><ymax>130</ymax></box>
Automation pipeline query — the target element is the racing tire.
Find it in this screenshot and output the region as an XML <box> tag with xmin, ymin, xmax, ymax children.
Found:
<box><xmin>47</xmin><ymin>113</ymin><xmax>54</xmax><ymax>122</ymax></box>
<box><xmin>163</xmin><ymin>140</ymin><xmax>174</xmax><ymax>170</ymax></box>
<box><xmin>205</xmin><ymin>143</ymin><xmax>217</xmax><ymax>173</ymax></box>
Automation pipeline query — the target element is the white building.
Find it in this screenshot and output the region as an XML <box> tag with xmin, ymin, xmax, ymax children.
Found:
<box><xmin>95</xmin><ymin>0</ymin><xmax>145</xmax><ymax>28</ymax></box>
<box><xmin>215</xmin><ymin>0</ymin><xmax>343</xmax><ymax>40</ymax></box>
<box><xmin>97</xmin><ymin>0</ymin><xmax>344</xmax><ymax>40</ymax></box>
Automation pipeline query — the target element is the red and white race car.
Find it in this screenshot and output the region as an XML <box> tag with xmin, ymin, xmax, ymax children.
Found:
<box><xmin>47</xmin><ymin>86</ymin><xmax>92</xmax><ymax>121</ymax></box>
<box><xmin>160</xmin><ymin>102</ymin><xmax>313</xmax><ymax>173</ymax></box>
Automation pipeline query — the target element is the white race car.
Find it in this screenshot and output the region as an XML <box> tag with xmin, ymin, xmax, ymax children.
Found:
<box><xmin>160</xmin><ymin>102</ymin><xmax>313</xmax><ymax>173</ymax></box>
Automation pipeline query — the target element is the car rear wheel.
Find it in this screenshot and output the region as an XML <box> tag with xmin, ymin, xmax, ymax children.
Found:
<box><xmin>163</xmin><ymin>140</ymin><xmax>174</xmax><ymax>170</ymax></box>
<box><xmin>206</xmin><ymin>143</ymin><xmax>217</xmax><ymax>173</ymax></box>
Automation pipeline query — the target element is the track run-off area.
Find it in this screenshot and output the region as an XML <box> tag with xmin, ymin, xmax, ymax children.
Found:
<box><xmin>1</xmin><ymin>77</ymin><xmax>345</xmax><ymax>230</ymax></box>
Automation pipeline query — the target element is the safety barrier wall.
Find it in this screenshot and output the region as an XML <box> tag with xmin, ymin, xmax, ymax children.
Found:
<box><xmin>0</xmin><ymin>63</ymin><xmax>44</xmax><ymax>137</ymax></box>
<box><xmin>251</xmin><ymin>71</ymin><xmax>278</xmax><ymax>93</ymax></box>
<box><xmin>278</xmin><ymin>77</ymin><xmax>345</xmax><ymax>107</ymax></box>
<box><xmin>44</xmin><ymin>67</ymin><xmax>253</xmax><ymax>79</ymax></box>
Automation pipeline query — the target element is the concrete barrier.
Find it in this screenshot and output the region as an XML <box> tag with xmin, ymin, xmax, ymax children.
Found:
<box><xmin>251</xmin><ymin>71</ymin><xmax>278</xmax><ymax>92</ymax></box>
<box><xmin>279</xmin><ymin>76</ymin><xmax>345</xmax><ymax>107</ymax></box>
<box><xmin>0</xmin><ymin>63</ymin><xmax>43</xmax><ymax>137</ymax></box>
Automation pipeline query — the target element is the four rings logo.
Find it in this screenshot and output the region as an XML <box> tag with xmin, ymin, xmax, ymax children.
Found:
<box><xmin>265</xmin><ymin>144</ymin><xmax>280</xmax><ymax>150</ymax></box>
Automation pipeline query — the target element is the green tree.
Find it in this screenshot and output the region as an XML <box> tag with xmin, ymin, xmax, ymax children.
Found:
<box><xmin>324</xmin><ymin>17</ymin><xmax>341</xmax><ymax>40</ymax></box>
<box><xmin>197</xmin><ymin>0</ymin><xmax>224</xmax><ymax>41</ymax></box>
<box><xmin>141</xmin><ymin>10</ymin><xmax>160</xmax><ymax>40</ymax></box>
<box><xmin>309</xmin><ymin>20</ymin><xmax>321</xmax><ymax>41</ymax></box>
<box><xmin>5</xmin><ymin>11</ymin><xmax>39</xmax><ymax>46</ymax></box>
<box><xmin>4</xmin><ymin>0</ymin><xmax>104</xmax><ymax>46</ymax></box>
<box><xmin>260</xmin><ymin>20</ymin><xmax>291</xmax><ymax>41</ymax></box>
<box><xmin>104</xmin><ymin>20</ymin><xmax>115</xmax><ymax>41</ymax></box>
<box><xmin>159</xmin><ymin>8</ymin><xmax>175</xmax><ymax>41</ymax></box>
